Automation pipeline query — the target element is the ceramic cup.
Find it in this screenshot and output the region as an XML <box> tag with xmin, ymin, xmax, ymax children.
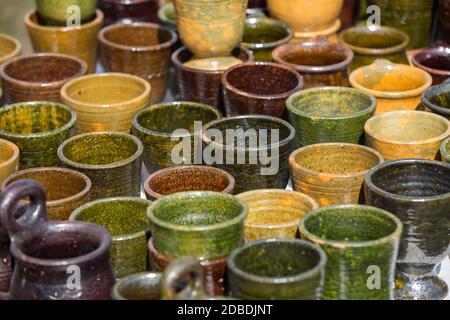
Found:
<box><xmin>299</xmin><ymin>205</ymin><xmax>402</xmax><ymax>300</ymax></box>
<box><xmin>289</xmin><ymin>143</ymin><xmax>384</xmax><ymax>207</ymax></box>
<box><xmin>286</xmin><ymin>87</ymin><xmax>376</xmax><ymax>147</ymax></box>
<box><xmin>99</xmin><ymin>0</ymin><xmax>160</xmax><ymax>26</ymax></box>
<box><xmin>420</xmin><ymin>79</ymin><xmax>450</xmax><ymax>119</ymax></box>
<box><xmin>57</xmin><ymin>132</ymin><xmax>143</xmax><ymax>200</ymax></box>
<box><xmin>0</xmin><ymin>34</ymin><xmax>21</xmax><ymax>66</ymax></box>
<box><xmin>61</xmin><ymin>72</ymin><xmax>151</xmax><ymax>134</ymax></box>
<box><xmin>35</xmin><ymin>0</ymin><xmax>98</xmax><ymax>25</ymax></box>
<box><xmin>0</xmin><ymin>102</ymin><xmax>76</xmax><ymax>169</ymax></box>
<box><xmin>0</xmin><ymin>139</ymin><xmax>19</xmax><ymax>184</ymax></box>
<box><xmin>365</xmin><ymin>159</ymin><xmax>450</xmax><ymax>300</ymax></box>
<box><xmin>441</xmin><ymin>137</ymin><xmax>450</xmax><ymax>162</ymax></box>
<box><xmin>0</xmin><ymin>53</ymin><xmax>87</xmax><ymax>103</ymax></box>
<box><xmin>364</xmin><ymin>110</ymin><xmax>450</xmax><ymax>161</ymax></box>
<box><xmin>227</xmin><ymin>238</ymin><xmax>326</xmax><ymax>300</ymax></box>
<box><xmin>236</xmin><ymin>189</ymin><xmax>319</xmax><ymax>241</ymax></box>
<box><xmin>112</xmin><ymin>272</ymin><xmax>162</xmax><ymax>300</ymax></box>
<box><xmin>411</xmin><ymin>46</ymin><xmax>450</xmax><ymax>85</ymax></box>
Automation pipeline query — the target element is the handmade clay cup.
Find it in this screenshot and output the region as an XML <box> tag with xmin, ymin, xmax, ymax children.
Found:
<box><xmin>0</xmin><ymin>139</ymin><xmax>19</xmax><ymax>184</ymax></box>
<box><xmin>112</xmin><ymin>272</ymin><xmax>162</xmax><ymax>300</ymax></box>
<box><xmin>421</xmin><ymin>80</ymin><xmax>450</xmax><ymax>119</ymax></box>
<box><xmin>412</xmin><ymin>46</ymin><xmax>450</xmax><ymax>85</ymax></box>
<box><xmin>441</xmin><ymin>137</ymin><xmax>450</xmax><ymax>163</ymax></box>
<box><xmin>35</xmin><ymin>0</ymin><xmax>98</xmax><ymax>25</ymax></box>
<box><xmin>0</xmin><ymin>34</ymin><xmax>21</xmax><ymax>66</ymax></box>
<box><xmin>99</xmin><ymin>0</ymin><xmax>160</xmax><ymax>26</ymax></box>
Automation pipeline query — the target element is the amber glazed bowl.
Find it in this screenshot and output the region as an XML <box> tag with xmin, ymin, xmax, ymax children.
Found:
<box><xmin>0</xmin><ymin>139</ymin><xmax>19</xmax><ymax>183</ymax></box>
<box><xmin>364</xmin><ymin>110</ymin><xmax>450</xmax><ymax>161</ymax></box>
<box><xmin>0</xmin><ymin>34</ymin><xmax>21</xmax><ymax>65</ymax></box>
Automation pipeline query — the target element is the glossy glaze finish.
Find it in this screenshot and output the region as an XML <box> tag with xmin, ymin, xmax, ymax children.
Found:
<box><xmin>36</xmin><ymin>0</ymin><xmax>98</xmax><ymax>25</ymax></box>
<box><xmin>112</xmin><ymin>272</ymin><xmax>162</xmax><ymax>300</ymax></box>
<box><xmin>441</xmin><ymin>137</ymin><xmax>450</xmax><ymax>162</ymax></box>
<box><xmin>0</xmin><ymin>34</ymin><xmax>21</xmax><ymax>66</ymax></box>
<box><xmin>420</xmin><ymin>80</ymin><xmax>450</xmax><ymax>119</ymax></box>
<box><xmin>0</xmin><ymin>139</ymin><xmax>19</xmax><ymax>184</ymax></box>
<box><xmin>99</xmin><ymin>0</ymin><xmax>160</xmax><ymax>26</ymax></box>
<box><xmin>412</xmin><ymin>47</ymin><xmax>450</xmax><ymax>85</ymax></box>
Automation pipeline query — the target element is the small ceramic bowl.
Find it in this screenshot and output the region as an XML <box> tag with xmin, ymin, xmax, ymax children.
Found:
<box><xmin>0</xmin><ymin>34</ymin><xmax>21</xmax><ymax>65</ymax></box>
<box><xmin>100</xmin><ymin>0</ymin><xmax>160</xmax><ymax>26</ymax></box>
<box><xmin>1</xmin><ymin>167</ymin><xmax>91</xmax><ymax>220</ymax></box>
<box><xmin>0</xmin><ymin>139</ymin><xmax>19</xmax><ymax>183</ymax></box>
<box><xmin>148</xmin><ymin>191</ymin><xmax>248</xmax><ymax>260</ymax></box>
<box><xmin>61</xmin><ymin>72</ymin><xmax>151</xmax><ymax>134</ymax></box>
<box><xmin>364</xmin><ymin>110</ymin><xmax>450</xmax><ymax>161</ymax></box>
<box><xmin>441</xmin><ymin>137</ymin><xmax>450</xmax><ymax>162</ymax></box>
<box><xmin>112</xmin><ymin>272</ymin><xmax>162</xmax><ymax>300</ymax></box>
<box><xmin>57</xmin><ymin>132</ymin><xmax>143</xmax><ymax>200</ymax></box>
<box><xmin>144</xmin><ymin>165</ymin><xmax>235</xmax><ymax>201</ymax></box>
<box><xmin>412</xmin><ymin>46</ymin><xmax>450</xmax><ymax>85</ymax></box>
<box><xmin>236</xmin><ymin>189</ymin><xmax>319</xmax><ymax>241</ymax></box>
<box><xmin>36</xmin><ymin>0</ymin><xmax>98</xmax><ymax>25</ymax></box>
<box><xmin>0</xmin><ymin>102</ymin><xmax>76</xmax><ymax>169</ymax></box>
<box><xmin>421</xmin><ymin>80</ymin><xmax>450</xmax><ymax>119</ymax></box>
<box><xmin>0</xmin><ymin>53</ymin><xmax>87</xmax><ymax>103</ymax></box>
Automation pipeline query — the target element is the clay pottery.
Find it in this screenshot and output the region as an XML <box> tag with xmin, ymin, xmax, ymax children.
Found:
<box><xmin>0</xmin><ymin>102</ymin><xmax>76</xmax><ymax>169</ymax></box>
<box><xmin>57</xmin><ymin>132</ymin><xmax>143</xmax><ymax>200</ymax></box>
<box><xmin>112</xmin><ymin>272</ymin><xmax>162</xmax><ymax>300</ymax></box>
<box><xmin>201</xmin><ymin>115</ymin><xmax>295</xmax><ymax>193</ymax></box>
<box><xmin>98</xmin><ymin>22</ymin><xmax>177</xmax><ymax>104</ymax></box>
<box><xmin>35</xmin><ymin>0</ymin><xmax>98</xmax><ymax>25</ymax></box>
<box><xmin>144</xmin><ymin>165</ymin><xmax>235</xmax><ymax>201</ymax></box>
<box><xmin>272</xmin><ymin>38</ymin><xmax>353</xmax><ymax>89</ymax></box>
<box><xmin>99</xmin><ymin>0</ymin><xmax>160</xmax><ymax>26</ymax></box>
<box><xmin>438</xmin><ymin>0</ymin><xmax>450</xmax><ymax>44</ymax></box>
<box><xmin>286</xmin><ymin>87</ymin><xmax>376</xmax><ymax>147</ymax></box>
<box><xmin>365</xmin><ymin>159</ymin><xmax>450</xmax><ymax>300</ymax></box>
<box><xmin>0</xmin><ymin>180</ymin><xmax>115</xmax><ymax>299</ymax></box>
<box><xmin>339</xmin><ymin>26</ymin><xmax>410</xmax><ymax>72</ymax></box>
<box><xmin>339</xmin><ymin>0</ymin><xmax>359</xmax><ymax>30</ymax></box>
<box><xmin>441</xmin><ymin>137</ymin><xmax>450</xmax><ymax>162</ymax></box>
<box><xmin>411</xmin><ymin>46</ymin><xmax>450</xmax><ymax>85</ymax></box>
<box><xmin>148</xmin><ymin>191</ymin><xmax>247</xmax><ymax>260</ymax></box>
<box><xmin>158</xmin><ymin>3</ymin><xmax>177</xmax><ymax>30</ymax></box>
<box><xmin>0</xmin><ymin>139</ymin><xmax>19</xmax><ymax>184</ymax></box>
<box><xmin>421</xmin><ymin>80</ymin><xmax>450</xmax><ymax>119</ymax></box>
<box><xmin>0</xmin><ymin>53</ymin><xmax>87</xmax><ymax>103</ymax></box>
<box><xmin>227</xmin><ymin>239</ymin><xmax>326</xmax><ymax>300</ymax></box>
<box><xmin>364</xmin><ymin>110</ymin><xmax>450</xmax><ymax>161</ymax></box>
<box><xmin>236</xmin><ymin>189</ymin><xmax>318</xmax><ymax>241</ymax></box>
<box><xmin>25</xmin><ymin>9</ymin><xmax>103</xmax><ymax>73</ymax></box>
<box><xmin>0</xmin><ymin>34</ymin><xmax>21</xmax><ymax>66</ymax></box>
<box><xmin>299</xmin><ymin>205</ymin><xmax>402</xmax><ymax>300</ymax></box>
<box><xmin>292</xmin><ymin>19</ymin><xmax>342</xmax><ymax>43</ymax></box>
<box><xmin>61</xmin><ymin>73</ymin><xmax>151</xmax><ymax>134</ymax></box>
<box><xmin>1</xmin><ymin>168</ymin><xmax>91</xmax><ymax>221</ymax></box>
<box><xmin>289</xmin><ymin>143</ymin><xmax>384</xmax><ymax>207</ymax></box>
<box><xmin>349</xmin><ymin>59</ymin><xmax>433</xmax><ymax>114</ymax></box>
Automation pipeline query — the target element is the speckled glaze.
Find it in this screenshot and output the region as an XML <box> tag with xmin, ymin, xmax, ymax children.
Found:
<box><xmin>1</xmin><ymin>168</ymin><xmax>91</xmax><ymax>221</ymax></box>
<box><xmin>99</xmin><ymin>22</ymin><xmax>177</xmax><ymax>104</ymax></box>
<box><xmin>144</xmin><ymin>165</ymin><xmax>235</xmax><ymax>201</ymax></box>
<box><xmin>420</xmin><ymin>80</ymin><xmax>450</xmax><ymax>119</ymax></box>
<box><xmin>286</xmin><ymin>87</ymin><xmax>376</xmax><ymax>147</ymax></box>
<box><xmin>0</xmin><ymin>34</ymin><xmax>21</xmax><ymax>66</ymax></box>
<box><xmin>441</xmin><ymin>137</ymin><xmax>450</xmax><ymax>162</ymax></box>
<box><xmin>0</xmin><ymin>102</ymin><xmax>76</xmax><ymax>169</ymax></box>
<box><xmin>99</xmin><ymin>0</ymin><xmax>160</xmax><ymax>26</ymax></box>
<box><xmin>132</xmin><ymin>102</ymin><xmax>221</xmax><ymax>173</ymax></box>
<box><xmin>0</xmin><ymin>53</ymin><xmax>87</xmax><ymax>103</ymax></box>
<box><xmin>365</xmin><ymin>159</ymin><xmax>450</xmax><ymax>300</ymax></box>
<box><xmin>300</xmin><ymin>205</ymin><xmax>402</xmax><ymax>300</ymax></box>
<box><xmin>148</xmin><ymin>191</ymin><xmax>247</xmax><ymax>260</ymax></box>
<box><xmin>227</xmin><ymin>239</ymin><xmax>326</xmax><ymax>300</ymax></box>
<box><xmin>237</xmin><ymin>189</ymin><xmax>318</xmax><ymax>241</ymax></box>
<box><xmin>112</xmin><ymin>272</ymin><xmax>162</xmax><ymax>300</ymax></box>
<box><xmin>0</xmin><ymin>139</ymin><xmax>19</xmax><ymax>184</ymax></box>
<box><xmin>412</xmin><ymin>47</ymin><xmax>450</xmax><ymax>85</ymax></box>
<box><xmin>289</xmin><ymin>143</ymin><xmax>384</xmax><ymax>207</ymax></box>
<box><xmin>364</xmin><ymin>111</ymin><xmax>450</xmax><ymax>161</ymax></box>
<box><xmin>57</xmin><ymin>132</ymin><xmax>143</xmax><ymax>200</ymax></box>
<box><xmin>61</xmin><ymin>73</ymin><xmax>151</xmax><ymax>134</ymax></box>
<box><xmin>201</xmin><ymin>115</ymin><xmax>295</xmax><ymax>193</ymax></box>
<box><xmin>36</xmin><ymin>0</ymin><xmax>98</xmax><ymax>25</ymax></box>
<box><xmin>25</xmin><ymin>10</ymin><xmax>103</xmax><ymax>73</ymax></box>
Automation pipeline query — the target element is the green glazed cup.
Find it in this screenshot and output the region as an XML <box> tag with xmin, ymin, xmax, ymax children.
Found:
<box><xmin>0</xmin><ymin>102</ymin><xmax>76</xmax><ymax>169</ymax></box>
<box><xmin>299</xmin><ymin>205</ymin><xmax>403</xmax><ymax>300</ymax></box>
<box><xmin>36</xmin><ymin>0</ymin><xmax>98</xmax><ymax>25</ymax></box>
<box><xmin>441</xmin><ymin>137</ymin><xmax>450</xmax><ymax>163</ymax></box>
<box><xmin>148</xmin><ymin>191</ymin><xmax>248</xmax><ymax>260</ymax></box>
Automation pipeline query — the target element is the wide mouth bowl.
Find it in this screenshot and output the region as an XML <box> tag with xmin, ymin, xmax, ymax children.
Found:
<box><xmin>412</xmin><ymin>46</ymin><xmax>450</xmax><ymax>76</ymax></box>
<box><xmin>242</xmin><ymin>17</ymin><xmax>293</xmax><ymax>49</ymax></box>
<box><xmin>286</xmin><ymin>87</ymin><xmax>376</xmax><ymax>119</ymax></box>
<box><xmin>299</xmin><ymin>205</ymin><xmax>403</xmax><ymax>248</ymax></box>
<box><xmin>0</xmin><ymin>34</ymin><xmax>21</xmax><ymax>63</ymax></box>
<box><xmin>441</xmin><ymin>137</ymin><xmax>450</xmax><ymax>162</ymax></box>
<box><xmin>0</xmin><ymin>101</ymin><xmax>76</xmax><ymax>138</ymax></box>
<box><xmin>112</xmin><ymin>272</ymin><xmax>162</xmax><ymax>300</ymax></box>
<box><xmin>420</xmin><ymin>81</ymin><xmax>450</xmax><ymax>116</ymax></box>
<box><xmin>144</xmin><ymin>166</ymin><xmax>235</xmax><ymax>200</ymax></box>
<box><xmin>24</xmin><ymin>9</ymin><xmax>104</xmax><ymax>31</ymax></box>
<box><xmin>132</xmin><ymin>102</ymin><xmax>222</xmax><ymax>138</ymax></box>
<box><xmin>227</xmin><ymin>239</ymin><xmax>326</xmax><ymax>284</ymax></box>
<box><xmin>57</xmin><ymin>132</ymin><xmax>143</xmax><ymax>170</ymax></box>
<box><xmin>0</xmin><ymin>139</ymin><xmax>19</xmax><ymax>171</ymax></box>
<box><xmin>364</xmin><ymin>110</ymin><xmax>450</xmax><ymax>145</ymax></box>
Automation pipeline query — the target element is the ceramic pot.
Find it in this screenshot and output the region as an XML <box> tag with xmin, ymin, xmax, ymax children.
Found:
<box><xmin>0</xmin><ymin>180</ymin><xmax>115</xmax><ymax>300</ymax></box>
<box><xmin>0</xmin><ymin>102</ymin><xmax>76</xmax><ymax>169</ymax></box>
<box><xmin>0</xmin><ymin>139</ymin><xmax>19</xmax><ymax>184</ymax></box>
<box><xmin>289</xmin><ymin>143</ymin><xmax>384</xmax><ymax>207</ymax></box>
<box><xmin>439</xmin><ymin>0</ymin><xmax>450</xmax><ymax>44</ymax></box>
<box><xmin>99</xmin><ymin>22</ymin><xmax>177</xmax><ymax>104</ymax></box>
<box><xmin>0</xmin><ymin>34</ymin><xmax>21</xmax><ymax>66</ymax></box>
<box><xmin>99</xmin><ymin>0</ymin><xmax>160</xmax><ymax>26</ymax></box>
<box><xmin>339</xmin><ymin>0</ymin><xmax>359</xmax><ymax>30</ymax></box>
<box><xmin>61</xmin><ymin>73</ymin><xmax>151</xmax><ymax>134</ymax></box>
<box><xmin>158</xmin><ymin>3</ymin><xmax>176</xmax><ymax>30</ymax></box>
<box><xmin>144</xmin><ymin>165</ymin><xmax>235</xmax><ymax>201</ymax></box>
<box><xmin>365</xmin><ymin>159</ymin><xmax>450</xmax><ymax>300</ymax></box>
<box><xmin>272</xmin><ymin>38</ymin><xmax>353</xmax><ymax>89</ymax></box>
<box><xmin>286</xmin><ymin>87</ymin><xmax>376</xmax><ymax>147</ymax></box>
<box><xmin>201</xmin><ymin>115</ymin><xmax>295</xmax><ymax>193</ymax></box>
<box><xmin>36</xmin><ymin>0</ymin><xmax>98</xmax><ymax>25</ymax></box>
<box><xmin>112</xmin><ymin>272</ymin><xmax>162</xmax><ymax>300</ymax></box>
<box><xmin>349</xmin><ymin>59</ymin><xmax>433</xmax><ymax>114</ymax></box>
<box><xmin>411</xmin><ymin>46</ymin><xmax>450</xmax><ymax>85</ymax></box>
<box><xmin>339</xmin><ymin>26</ymin><xmax>410</xmax><ymax>72</ymax></box>
<box><xmin>441</xmin><ymin>137</ymin><xmax>450</xmax><ymax>162</ymax></box>
<box><xmin>227</xmin><ymin>239</ymin><xmax>326</xmax><ymax>300</ymax></box>
<box><xmin>132</xmin><ymin>102</ymin><xmax>222</xmax><ymax>173</ymax></box>
<box><xmin>236</xmin><ymin>189</ymin><xmax>318</xmax><ymax>241</ymax></box>
<box><xmin>0</xmin><ymin>53</ymin><xmax>87</xmax><ymax>103</ymax></box>
<box><xmin>1</xmin><ymin>168</ymin><xmax>91</xmax><ymax>221</ymax></box>
<box><xmin>292</xmin><ymin>19</ymin><xmax>342</xmax><ymax>43</ymax></box>
<box><xmin>25</xmin><ymin>9</ymin><xmax>103</xmax><ymax>73</ymax></box>
<box><xmin>364</xmin><ymin>110</ymin><xmax>450</xmax><ymax>161</ymax></box>
<box><xmin>57</xmin><ymin>132</ymin><xmax>143</xmax><ymax>200</ymax></box>
<box><xmin>299</xmin><ymin>205</ymin><xmax>402</xmax><ymax>300</ymax></box>
<box><xmin>148</xmin><ymin>191</ymin><xmax>247</xmax><ymax>260</ymax></box>
<box><xmin>420</xmin><ymin>79</ymin><xmax>450</xmax><ymax>119</ymax></box>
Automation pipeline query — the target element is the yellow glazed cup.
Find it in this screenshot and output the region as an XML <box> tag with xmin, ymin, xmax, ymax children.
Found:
<box><xmin>0</xmin><ymin>138</ymin><xmax>19</xmax><ymax>183</ymax></box>
<box><xmin>0</xmin><ymin>34</ymin><xmax>21</xmax><ymax>65</ymax></box>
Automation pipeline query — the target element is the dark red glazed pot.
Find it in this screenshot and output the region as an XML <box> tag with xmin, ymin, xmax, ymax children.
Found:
<box><xmin>412</xmin><ymin>46</ymin><xmax>450</xmax><ymax>85</ymax></box>
<box><xmin>99</xmin><ymin>0</ymin><xmax>160</xmax><ymax>26</ymax></box>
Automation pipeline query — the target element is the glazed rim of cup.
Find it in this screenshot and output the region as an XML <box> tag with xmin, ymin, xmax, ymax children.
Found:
<box><xmin>24</xmin><ymin>9</ymin><xmax>104</xmax><ymax>31</ymax></box>
<box><xmin>57</xmin><ymin>132</ymin><xmax>144</xmax><ymax>170</ymax></box>
<box><xmin>364</xmin><ymin>110</ymin><xmax>450</xmax><ymax>145</ymax></box>
<box><xmin>421</xmin><ymin>80</ymin><xmax>450</xmax><ymax>115</ymax></box>
<box><xmin>0</xmin><ymin>34</ymin><xmax>21</xmax><ymax>62</ymax></box>
<box><xmin>242</xmin><ymin>16</ymin><xmax>293</xmax><ymax>50</ymax></box>
<box><xmin>441</xmin><ymin>137</ymin><xmax>450</xmax><ymax>162</ymax></box>
<box><xmin>412</xmin><ymin>47</ymin><xmax>450</xmax><ymax>76</ymax></box>
<box><xmin>227</xmin><ymin>238</ymin><xmax>327</xmax><ymax>284</ymax></box>
<box><xmin>0</xmin><ymin>138</ymin><xmax>19</xmax><ymax>170</ymax></box>
<box><xmin>112</xmin><ymin>272</ymin><xmax>162</xmax><ymax>300</ymax></box>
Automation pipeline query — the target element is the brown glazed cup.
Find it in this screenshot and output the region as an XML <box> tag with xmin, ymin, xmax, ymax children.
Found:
<box><xmin>99</xmin><ymin>22</ymin><xmax>177</xmax><ymax>104</ymax></box>
<box><xmin>0</xmin><ymin>53</ymin><xmax>87</xmax><ymax>103</ymax></box>
<box><xmin>411</xmin><ymin>46</ymin><xmax>450</xmax><ymax>85</ymax></box>
<box><xmin>144</xmin><ymin>165</ymin><xmax>235</xmax><ymax>201</ymax></box>
<box><xmin>222</xmin><ymin>62</ymin><xmax>303</xmax><ymax>117</ymax></box>
<box><xmin>0</xmin><ymin>139</ymin><xmax>19</xmax><ymax>184</ymax></box>
<box><xmin>99</xmin><ymin>0</ymin><xmax>160</xmax><ymax>26</ymax></box>
<box><xmin>0</xmin><ymin>34</ymin><xmax>21</xmax><ymax>66</ymax></box>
